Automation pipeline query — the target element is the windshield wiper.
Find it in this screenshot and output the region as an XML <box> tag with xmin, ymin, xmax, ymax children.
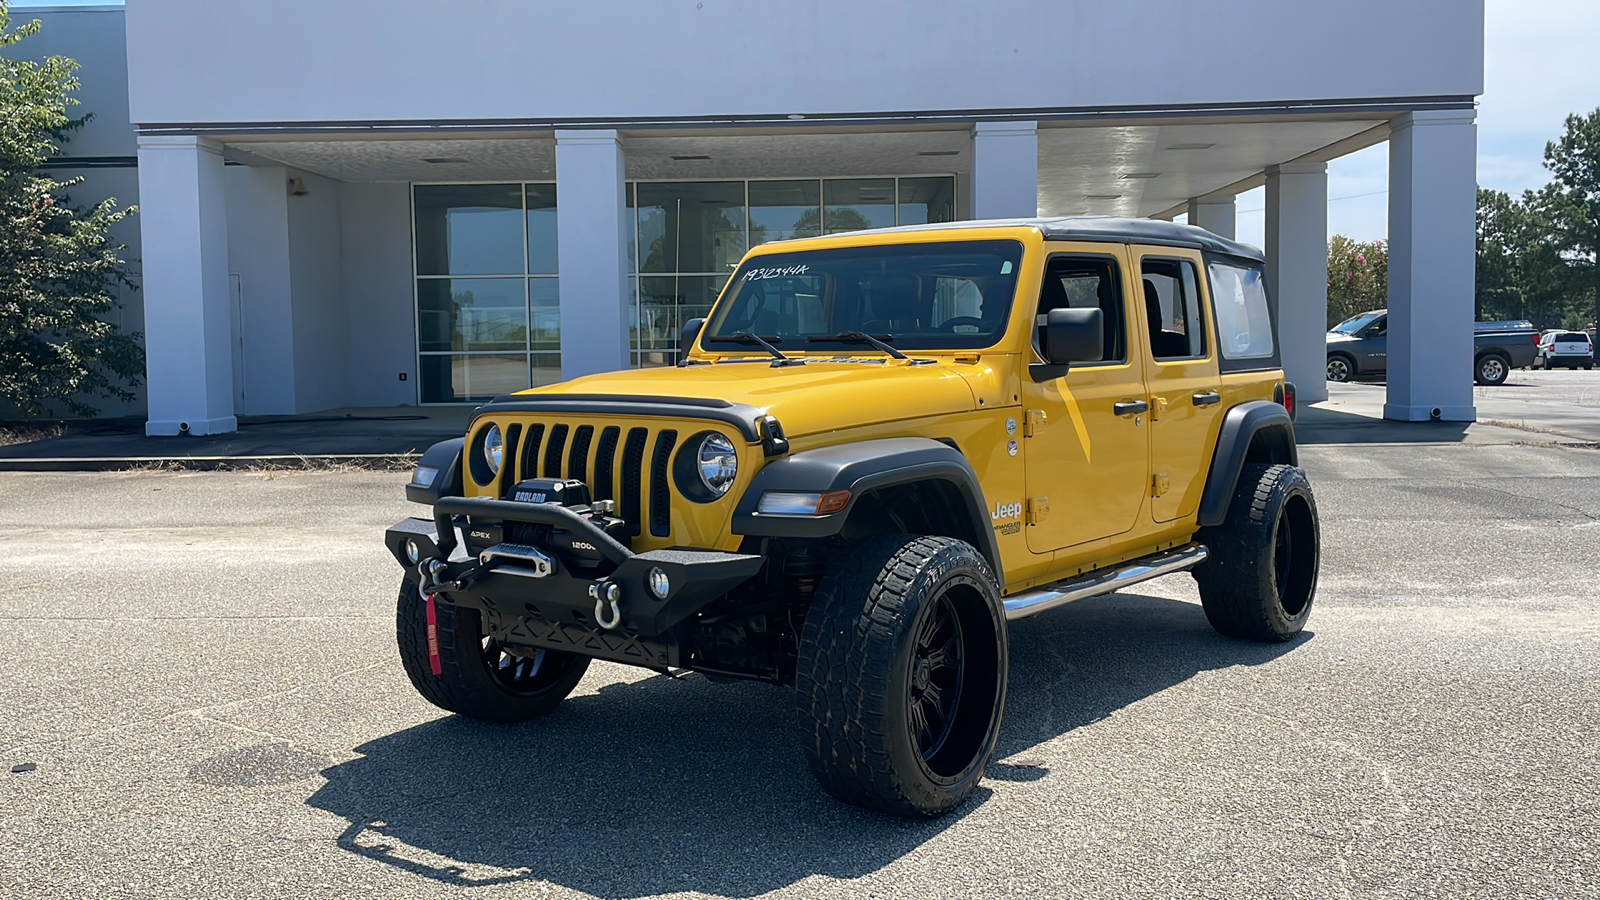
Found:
<box><xmin>807</xmin><ymin>331</ymin><xmax>908</xmax><ymax>360</ymax></box>
<box><xmin>726</xmin><ymin>333</ymin><xmax>802</xmax><ymax>366</ymax></box>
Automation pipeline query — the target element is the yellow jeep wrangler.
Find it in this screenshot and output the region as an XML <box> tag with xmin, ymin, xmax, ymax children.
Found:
<box><xmin>385</xmin><ymin>217</ymin><xmax>1319</xmax><ymax>817</ymax></box>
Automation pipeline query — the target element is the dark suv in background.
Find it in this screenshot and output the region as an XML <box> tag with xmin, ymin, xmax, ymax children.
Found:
<box><xmin>1326</xmin><ymin>310</ymin><xmax>1538</xmax><ymax>386</ymax></box>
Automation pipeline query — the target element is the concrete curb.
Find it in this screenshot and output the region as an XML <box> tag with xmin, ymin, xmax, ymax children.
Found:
<box><xmin>0</xmin><ymin>453</ymin><xmax>421</xmax><ymax>473</ymax></box>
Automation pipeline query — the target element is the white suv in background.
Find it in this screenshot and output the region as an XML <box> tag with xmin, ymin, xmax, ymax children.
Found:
<box><xmin>1536</xmin><ymin>331</ymin><xmax>1594</xmax><ymax>370</ymax></box>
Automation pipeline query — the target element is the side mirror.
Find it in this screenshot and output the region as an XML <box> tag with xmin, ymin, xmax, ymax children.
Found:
<box><xmin>1043</xmin><ymin>307</ymin><xmax>1104</xmax><ymax>365</ymax></box>
<box><xmin>677</xmin><ymin>317</ymin><xmax>706</xmax><ymax>364</ymax></box>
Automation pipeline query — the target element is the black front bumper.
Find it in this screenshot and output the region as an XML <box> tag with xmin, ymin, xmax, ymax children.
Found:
<box><xmin>384</xmin><ymin>497</ymin><xmax>763</xmax><ymax>641</ymax></box>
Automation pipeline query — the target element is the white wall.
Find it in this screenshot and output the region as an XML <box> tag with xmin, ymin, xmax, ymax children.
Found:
<box><xmin>338</xmin><ymin>182</ymin><xmax>417</xmax><ymax>407</ymax></box>
<box><xmin>224</xmin><ymin>164</ymin><xmax>296</xmax><ymax>414</ymax></box>
<box><xmin>286</xmin><ymin>170</ymin><xmax>347</xmax><ymax>413</ymax></box>
<box><xmin>29</xmin><ymin>8</ymin><xmax>135</xmax><ymax>158</ymax></box>
<box><xmin>125</xmin><ymin>0</ymin><xmax>1483</xmax><ymax>126</ymax></box>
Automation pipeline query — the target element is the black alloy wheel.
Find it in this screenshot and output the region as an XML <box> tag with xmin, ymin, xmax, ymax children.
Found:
<box><xmin>797</xmin><ymin>534</ymin><xmax>1008</xmax><ymax>817</ymax></box>
<box><xmin>1194</xmin><ymin>464</ymin><xmax>1320</xmax><ymax>642</ymax></box>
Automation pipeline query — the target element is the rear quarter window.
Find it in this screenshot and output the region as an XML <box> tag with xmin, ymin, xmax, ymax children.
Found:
<box><xmin>1207</xmin><ymin>262</ymin><xmax>1275</xmax><ymax>361</ymax></box>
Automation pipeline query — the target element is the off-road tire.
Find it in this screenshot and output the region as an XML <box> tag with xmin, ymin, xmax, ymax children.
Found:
<box><xmin>1326</xmin><ymin>354</ymin><xmax>1354</xmax><ymax>383</ymax></box>
<box><xmin>1475</xmin><ymin>353</ymin><xmax>1510</xmax><ymax>386</ymax></box>
<box><xmin>396</xmin><ymin>578</ymin><xmax>589</xmax><ymax>721</ymax></box>
<box><xmin>1195</xmin><ymin>464</ymin><xmax>1320</xmax><ymax>642</ymax></box>
<box><xmin>796</xmin><ymin>534</ymin><xmax>1008</xmax><ymax>818</ymax></box>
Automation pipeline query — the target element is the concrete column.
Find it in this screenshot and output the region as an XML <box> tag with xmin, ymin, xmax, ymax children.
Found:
<box><xmin>970</xmin><ymin>121</ymin><xmax>1038</xmax><ymax>219</ymax></box>
<box><xmin>136</xmin><ymin>135</ymin><xmax>236</xmax><ymax>436</ymax></box>
<box><xmin>555</xmin><ymin>130</ymin><xmax>630</xmax><ymax>379</ymax></box>
<box><xmin>1186</xmin><ymin>196</ymin><xmax>1237</xmax><ymax>240</ymax></box>
<box><xmin>1386</xmin><ymin>110</ymin><xmax>1478</xmax><ymax>422</ymax></box>
<box><xmin>1265</xmin><ymin>162</ymin><xmax>1330</xmax><ymax>404</ymax></box>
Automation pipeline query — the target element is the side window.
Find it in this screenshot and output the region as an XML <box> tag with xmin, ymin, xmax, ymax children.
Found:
<box><xmin>1035</xmin><ymin>256</ymin><xmax>1126</xmax><ymax>364</ymax></box>
<box><xmin>1207</xmin><ymin>262</ymin><xmax>1275</xmax><ymax>360</ymax></box>
<box><xmin>1140</xmin><ymin>258</ymin><xmax>1206</xmax><ymax>360</ymax></box>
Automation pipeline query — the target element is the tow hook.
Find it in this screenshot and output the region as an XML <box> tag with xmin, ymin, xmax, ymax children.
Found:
<box><xmin>589</xmin><ymin>581</ymin><xmax>623</xmax><ymax>630</ymax></box>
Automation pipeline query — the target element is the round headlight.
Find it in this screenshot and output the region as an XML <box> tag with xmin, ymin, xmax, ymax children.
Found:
<box><xmin>697</xmin><ymin>433</ymin><xmax>738</xmax><ymax>495</ymax></box>
<box><xmin>483</xmin><ymin>424</ymin><xmax>504</xmax><ymax>474</ymax></box>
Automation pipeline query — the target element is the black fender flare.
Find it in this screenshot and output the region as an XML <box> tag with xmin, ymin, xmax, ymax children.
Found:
<box><xmin>1197</xmin><ymin>401</ymin><xmax>1297</xmax><ymax>527</ymax></box>
<box><xmin>405</xmin><ymin>438</ymin><xmax>465</xmax><ymax>505</ymax></box>
<box><xmin>731</xmin><ymin>437</ymin><xmax>1002</xmax><ymax>572</ymax></box>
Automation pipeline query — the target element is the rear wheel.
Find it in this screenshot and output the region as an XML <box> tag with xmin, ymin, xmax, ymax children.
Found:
<box><xmin>796</xmin><ymin>534</ymin><xmax>1008</xmax><ymax>817</ymax></box>
<box><xmin>1195</xmin><ymin>465</ymin><xmax>1320</xmax><ymax>642</ymax></box>
<box><xmin>1475</xmin><ymin>354</ymin><xmax>1510</xmax><ymax>386</ymax></box>
<box><xmin>396</xmin><ymin>579</ymin><xmax>589</xmax><ymax>721</ymax></box>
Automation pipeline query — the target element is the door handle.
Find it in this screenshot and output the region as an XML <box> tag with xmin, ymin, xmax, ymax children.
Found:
<box><xmin>1192</xmin><ymin>391</ymin><xmax>1222</xmax><ymax>407</ymax></box>
<box><xmin>1114</xmin><ymin>400</ymin><xmax>1149</xmax><ymax>417</ymax></box>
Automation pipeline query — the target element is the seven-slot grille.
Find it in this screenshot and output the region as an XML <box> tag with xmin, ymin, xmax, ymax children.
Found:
<box><xmin>509</xmin><ymin>422</ymin><xmax>682</xmax><ymax>537</ymax></box>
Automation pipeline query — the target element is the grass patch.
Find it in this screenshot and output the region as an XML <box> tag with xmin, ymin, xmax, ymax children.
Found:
<box><xmin>0</xmin><ymin>423</ymin><xmax>66</xmax><ymax>447</ymax></box>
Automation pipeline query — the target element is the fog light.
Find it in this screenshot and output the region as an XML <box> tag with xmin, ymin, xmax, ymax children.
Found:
<box><xmin>648</xmin><ymin>567</ymin><xmax>671</xmax><ymax>599</ymax></box>
<box><xmin>405</xmin><ymin>539</ymin><xmax>421</xmax><ymax>563</ymax></box>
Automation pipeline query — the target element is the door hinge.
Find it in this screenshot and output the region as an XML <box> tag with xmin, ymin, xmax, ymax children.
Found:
<box><xmin>1025</xmin><ymin>409</ymin><xmax>1048</xmax><ymax>437</ymax></box>
<box><xmin>1026</xmin><ymin>496</ymin><xmax>1050</xmax><ymax>524</ymax></box>
<box><xmin>1151</xmin><ymin>473</ymin><xmax>1170</xmax><ymax>498</ymax></box>
<box><xmin>1152</xmin><ymin>396</ymin><xmax>1168</xmax><ymax>421</ymax></box>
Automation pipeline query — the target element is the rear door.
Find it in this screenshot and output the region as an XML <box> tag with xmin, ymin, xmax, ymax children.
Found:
<box><xmin>1132</xmin><ymin>248</ymin><xmax>1224</xmax><ymax>523</ymax></box>
<box><xmin>1020</xmin><ymin>244</ymin><xmax>1150</xmax><ymax>553</ymax></box>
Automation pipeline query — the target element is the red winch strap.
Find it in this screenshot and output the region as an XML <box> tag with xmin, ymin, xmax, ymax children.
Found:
<box><xmin>424</xmin><ymin>589</ymin><xmax>443</xmax><ymax>676</ymax></box>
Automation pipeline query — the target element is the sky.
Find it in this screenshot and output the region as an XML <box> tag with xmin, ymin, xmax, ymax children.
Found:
<box><xmin>11</xmin><ymin>0</ymin><xmax>1598</xmax><ymax>248</ymax></box>
<box><xmin>1231</xmin><ymin>0</ymin><xmax>1600</xmax><ymax>247</ymax></box>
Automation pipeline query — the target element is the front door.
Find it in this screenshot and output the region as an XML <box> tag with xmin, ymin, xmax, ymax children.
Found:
<box><xmin>1022</xmin><ymin>246</ymin><xmax>1151</xmax><ymax>554</ymax></box>
<box><xmin>1133</xmin><ymin>249</ymin><xmax>1224</xmax><ymax>523</ymax></box>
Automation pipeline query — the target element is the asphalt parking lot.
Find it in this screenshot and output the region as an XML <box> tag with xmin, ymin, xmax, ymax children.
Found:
<box><xmin>3</xmin><ymin>426</ymin><xmax>1598</xmax><ymax>898</ymax></box>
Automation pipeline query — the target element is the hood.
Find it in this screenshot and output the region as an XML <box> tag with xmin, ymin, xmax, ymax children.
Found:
<box><xmin>514</xmin><ymin>360</ymin><xmax>979</xmax><ymax>438</ymax></box>
<box><xmin>1326</xmin><ymin>332</ymin><xmax>1360</xmax><ymax>344</ymax></box>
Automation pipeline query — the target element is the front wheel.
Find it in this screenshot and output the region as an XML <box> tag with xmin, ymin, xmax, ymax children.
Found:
<box><xmin>1195</xmin><ymin>465</ymin><xmax>1321</xmax><ymax>642</ymax></box>
<box><xmin>396</xmin><ymin>579</ymin><xmax>590</xmax><ymax>721</ymax></box>
<box><xmin>796</xmin><ymin>534</ymin><xmax>1008</xmax><ymax>817</ymax></box>
<box><xmin>1475</xmin><ymin>354</ymin><xmax>1510</xmax><ymax>386</ymax></box>
<box><xmin>1326</xmin><ymin>355</ymin><xmax>1354</xmax><ymax>383</ymax></box>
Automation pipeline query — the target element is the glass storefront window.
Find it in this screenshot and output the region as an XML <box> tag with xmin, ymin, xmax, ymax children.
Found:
<box><xmin>414</xmin><ymin>184</ymin><xmax>525</xmax><ymax>276</ymax></box>
<box><xmin>417</xmin><ymin>278</ymin><xmax>527</xmax><ymax>352</ymax></box>
<box><xmin>526</xmin><ymin>184</ymin><xmax>559</xmax><ymax>275</ymax></box>
<box><xmin>897</xmin><ymin>177</ymin><xmax>957</xmax><ymax>227</ymax></box>
<box><xmin>530</xmin><ymin>278</ymin><xmax>560</xmax><ymax>351</ymax></box>
<box><xmin>635</xmin><ymin>182</ymin><xmax>746</xmax><ymax>275</ymax></box>
<box><xmin>749</xmin><ymin>180</ymin><xmax>822</xmax><ymax>244</ymax></box>
<box><xmin>636</xmin><ymin>275</ymin><xmax>725</xmax><ymax>367</ymax></box>
<box><xmin>415</xmin><ymin>183</ymin><xmax>559</xmax><ymax>402</ymax></box>
<box><xmin>824</xmin><ymin>178</ymin><xmax>897</xmax><ymax>235</ymax></box>
<box><xmin>419</xmin><ymin>353</ymin><xmax>531</xmax><ymax>403</ymax></box>
<box><xmin>414</xmin><ymin>176</ymin><xmax>958</xmax><ymax>395</ymax></box>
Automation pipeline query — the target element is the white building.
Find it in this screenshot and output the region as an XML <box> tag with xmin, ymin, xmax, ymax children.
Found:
<box><xmin>29</xmin><ymin>0</ymin><xmax>1484</xmax><ymax>432</ymax></box>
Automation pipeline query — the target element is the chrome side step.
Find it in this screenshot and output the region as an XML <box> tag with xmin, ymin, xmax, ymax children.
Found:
<box><xmin>1002</xmin><ymin>544</ymin><xmax>1208</xmax><ymax>622</ymax></box>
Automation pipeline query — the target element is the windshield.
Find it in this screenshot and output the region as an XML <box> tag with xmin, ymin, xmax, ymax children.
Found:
<box><xmin>701</xmin><ymin>240</ymin><xmax>1024</xmax><ymax>352</ymax></box>
<box><xmin>1330</xmin><ymin>312</ymin><xmax>1382</xmax><ymax>335</ymax></box>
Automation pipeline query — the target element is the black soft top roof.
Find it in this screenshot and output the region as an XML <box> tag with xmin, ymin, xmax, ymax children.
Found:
<box><xmin>820</xmin><ymin>216</ymin><xmax>1266</xmax><ymax>264</ymax></box>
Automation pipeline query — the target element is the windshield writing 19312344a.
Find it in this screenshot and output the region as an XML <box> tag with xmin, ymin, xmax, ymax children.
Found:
<box><xmin>746</xmin><ymin>265</ymin><xmax>811</xmax><ymax>280</ymax></box>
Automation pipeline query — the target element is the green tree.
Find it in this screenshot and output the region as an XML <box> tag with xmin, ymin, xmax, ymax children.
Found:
<box><xmin>1534</xmin><ymin>108</ymin><xmax>1600</xmax><ymax>331</ymax></box>
<box><xmin>0</xmin><ymin>3</ymin><xmax>141</xmax><ymax>417</ymax></box>
<box><xmin>1476</xmin><ymin>187</ymin><xmax>1525</xmax><ymax>321</ymax></box>
<box><xmin>1325</xmin><ymin>234</ymin><xmax>1387</xmax><ymax>328</ymax></box>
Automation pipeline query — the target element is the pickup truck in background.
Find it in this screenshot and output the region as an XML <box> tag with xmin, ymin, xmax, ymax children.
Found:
<box><xmin>1325</xmin><ymin>310</ymin><xmax>1539</xmax><ymax>386</ymax></box>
